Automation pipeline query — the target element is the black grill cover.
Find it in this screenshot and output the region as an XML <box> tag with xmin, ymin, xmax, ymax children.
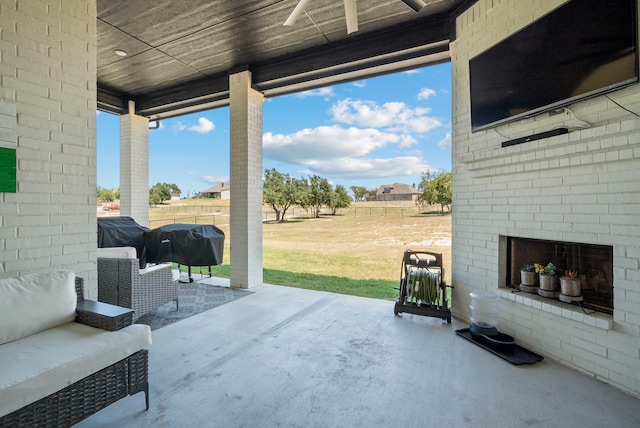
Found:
<box><xmin>97</xmin><ymin>216</ymin><xmax>150</xmax><ymax>268</ymax></box>
<box><xmin>143</xmin><ymin>224</ymin><xmax>225</xmax><ymax>266</ymax></box>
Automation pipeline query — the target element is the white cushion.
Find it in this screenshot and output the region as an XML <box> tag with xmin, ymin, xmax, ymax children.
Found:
<box><xmin>0</xmin><ymin>322</ymin><xmax>151</xmax><ymax>418</ymax></box>
<box><xmin>139</xmin><ymin>263</ymin><xmax>180</xmax><ymax>281</ymax></box>
<box><xmin>0</xmin><ymin>270</ymin><xmax>77</xmax><ymax>345</ymax></box>
<box><xmin>97</xmin><ymin>246</ymin><xmax>137</xmax><ymax>259</ymax></box>
<box><xmin>139</xmin><ymin>263</ymin><xmax>170</xmax><ymax>275</ymax></box>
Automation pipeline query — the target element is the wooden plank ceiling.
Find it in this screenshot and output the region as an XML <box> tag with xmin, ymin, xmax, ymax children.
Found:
<box><xmin>97</xmin><ymin>0</ymin><xmax>470</xmax><ymax>119</ymax></box>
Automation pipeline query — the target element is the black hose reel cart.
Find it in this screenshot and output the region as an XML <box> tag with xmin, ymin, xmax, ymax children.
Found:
<box><xmin>394</xmin><ymin>250</ymin><xmax>451</xmax><ymax>323</ymax></box>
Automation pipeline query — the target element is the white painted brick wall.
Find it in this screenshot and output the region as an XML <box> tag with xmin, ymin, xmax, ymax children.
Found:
<box><xmin>120</xmin><ymin>109</ymin><xmax>150</xmax><ymax>227</ymax></box>
<box><xmin>0</xmin><ymin>1</ymin><xmax>97</xmax><ymax>295</ymax></box>
<box><xmin>229</xmin><ymin>71</ymin><xmax>264</xmax><ymax>288</ymax></box>
<box><xmin>452</xmin><ymin>0</ymin><xmax>640</xmax><ymax>397</ymax></box>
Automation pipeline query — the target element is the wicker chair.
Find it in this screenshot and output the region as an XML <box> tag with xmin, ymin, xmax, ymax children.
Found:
<box><xmin>98</xmin><ymin>256</ymin><xmax>179</xmax><ymax>321</ymax></box>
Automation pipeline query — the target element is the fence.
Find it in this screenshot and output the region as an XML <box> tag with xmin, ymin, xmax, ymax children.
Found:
<box><xmin>149</xmin><ymin>204</ymin><xmax>447</xmax><ymax>228</ymax></box>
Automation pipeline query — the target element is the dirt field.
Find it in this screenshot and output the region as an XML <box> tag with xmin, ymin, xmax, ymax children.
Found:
<box><xmin>262</xmin><ymin>213</ymin><xmax>451</xmax><ymax>284</ymax></box>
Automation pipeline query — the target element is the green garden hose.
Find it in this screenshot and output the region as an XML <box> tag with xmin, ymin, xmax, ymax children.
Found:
<box><xmin>408</xmin><ymin>269</ymin><xmax>439</xmax><ymax>305</ymax></box>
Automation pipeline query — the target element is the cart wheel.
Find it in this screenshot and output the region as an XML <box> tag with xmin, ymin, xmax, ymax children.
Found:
<box><xmin>394</xmin><ymin>301</ymin><xmax>400</xmax><ymax>315</ymax></box>
<box><xmin>447</xmin><ymin>315</ymin><xmax>452</xmax><ymax>324</ymax></box>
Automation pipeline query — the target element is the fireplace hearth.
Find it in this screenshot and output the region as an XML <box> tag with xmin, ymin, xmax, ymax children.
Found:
<box><xmin>505</xmin><ymin>237</ymin><xmax>613</xmax><ymax>314</ymax></box>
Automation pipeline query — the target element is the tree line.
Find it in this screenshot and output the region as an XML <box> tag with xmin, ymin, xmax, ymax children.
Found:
<box><xmin>97</xmin><ymin>169</ymin><xmax>451</xmax><ymax>216</ymax></box>
<box><xmin>96</xmin><ymin>183</ymin><xmax>181</xmax><ymax>206</ymax></box>
<box><xmin>263</xmin><ymin>168</ymin><xmax>351</xmax><ymax>222</ymax></box>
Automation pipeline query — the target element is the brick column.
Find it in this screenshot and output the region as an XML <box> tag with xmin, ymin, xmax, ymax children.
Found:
<box><xmin>120</xmin><ymin>101</ymin><xmax>150</xmax><ymax>227</ymax></box>
<box><xmin>229</xmin><ymin>70</ymin><xmax>264</xmax><ymax>288</ymax></box>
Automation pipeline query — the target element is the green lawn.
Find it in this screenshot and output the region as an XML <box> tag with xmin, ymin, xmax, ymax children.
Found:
<box><xmin>186</xmin><ymin>264</ymin><xmax>399</xmax><ymax>300</ymax></box>
<box><xmin>154</xmin><ymin>200</ymin><xmax>452</xmax><ymax>301</ymax></box>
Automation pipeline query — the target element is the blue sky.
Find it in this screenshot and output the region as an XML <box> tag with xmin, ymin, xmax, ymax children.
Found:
<box><xmin>97</xmin><ymin>62</ymin><xmax>452</xmax><ymax>198</ymax></box>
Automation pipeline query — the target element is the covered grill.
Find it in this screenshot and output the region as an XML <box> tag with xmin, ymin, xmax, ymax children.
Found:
<box><xmin>143</xmin><ymin>224</ymin><xmax>225</xmax><ymax>267</ymax></box>
<box><xmin>97</xmin><ymin>216</ymin><xmax>149</xmax><ymax>268</ymax></box>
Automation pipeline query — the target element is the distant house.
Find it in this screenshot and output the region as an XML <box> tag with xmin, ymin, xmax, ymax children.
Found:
<box><xmin>374</xmin><ymin>183</ymin><xmax>420</xmax><ymax>202</ymax></box>
<box><xmin>201</xmin><ymin>182</ymin><xmax>230</xmax><ymax>199</ymax></box>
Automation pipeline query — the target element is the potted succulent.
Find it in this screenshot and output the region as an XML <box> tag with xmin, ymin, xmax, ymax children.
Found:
<box><xmin>520</xmin><ymin>264</ymin><xmax>538</xmax><ymax>287</ymax></box>
<box><xmin>535</xmin><ymin>262</ymin><xmax>558</xmax><ymax>291</ymax></box>
<box><xmin>559</xmin><ymin>270</ymin><xmax>581</xmax><ymax>297</ymax></box>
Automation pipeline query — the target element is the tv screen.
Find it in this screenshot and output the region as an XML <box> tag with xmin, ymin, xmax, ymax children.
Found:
<box><xmin>469</xmin><ymin>0</ymin><xmax>639</xmax><ymax>132</ymax></box>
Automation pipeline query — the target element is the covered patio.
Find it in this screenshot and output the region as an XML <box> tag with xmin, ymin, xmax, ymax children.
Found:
<box><xmin>2</xmin><ymin>0</ymin><xmax>640</xmax><ymax>423</ymax></box>
<box><xmin>76</xmin><ymin>278</ymin><xmax>640</xmax><ymax>427</ymax></box>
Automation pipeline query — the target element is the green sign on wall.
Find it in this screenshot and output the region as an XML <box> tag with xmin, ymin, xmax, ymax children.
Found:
<box><xmin>0</xmin><ymin>147</ymin><xmax>16</xmax><ymax>193</ymax></box>
<box><xmin>0</xmin><ymin>101</ymin><xmax>17</xmax><ymax>193</ymax></box>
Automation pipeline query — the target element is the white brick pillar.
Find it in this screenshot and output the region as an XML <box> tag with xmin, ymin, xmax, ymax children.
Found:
<box><xmin>229</xmin><ymin>70</ymin><xmax>264</xmax><ymax>288</ymax></box>
<box><xmin>120</xmin><ymin>101</ymin><xmax>150</xmax><ymax>227</ymax></box>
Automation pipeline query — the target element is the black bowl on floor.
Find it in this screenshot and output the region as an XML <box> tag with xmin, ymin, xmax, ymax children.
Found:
<box><xmin>481</xmin><ymin>332</ymin><xmax>516</xmax><ymax>352</ymax></box>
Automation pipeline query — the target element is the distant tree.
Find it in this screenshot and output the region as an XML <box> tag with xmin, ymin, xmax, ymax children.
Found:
<box><xmin>300</xmin><ymin>175</ymin><xmax>332</xmax><ymax>218</ymax></box>
<box><xmin>149</xmin><ymin>182</ymin><xmax>179</xmax><ymax>206</ymax></box>
<box><xmin>328</xmin><ymin>185</ymin><xmax>351</xmax><ymax>215</ymax></box>
<box><xmin>366</xmin><ymin>188</ymin><xmax>378</xmax><ymax>200</ymax></box>
<box><xmin>167</xmin><ymin>183</ymin><xmax>181</xmax><ymax>195</ymax></box>
<box><xmin>349</xmin><ymin>185</ymin><xmax>368</xmax><ymax>202</ymax></box>
<box><xmin>263</xmin><ymin>168</ymin><xmax>305</xmax><ymax>222</ymax></box>
<box><xmin>416</xmin><ymin>170</ymin><xmax>452</xmax><ymax>214</ymax></box>
<box><xmin>149</xmin><ymin>191</ymin><xmax>162</xmax><ymax>207</ymax></box>
<box><xmin>97</xmin><ymin>186</ymin><xmax>117</xmax><ymax>203</ymax></box>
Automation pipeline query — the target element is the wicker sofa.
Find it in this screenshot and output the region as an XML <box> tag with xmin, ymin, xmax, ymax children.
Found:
<box><xmin>0</xmin><ymin>270</ymin><xmax>151</xmax><ymax>427</ymax></box>
<box><xmin>97</xmin><ymin>246</ymin><xmax>180</xmax><ymax>321</ymax></box>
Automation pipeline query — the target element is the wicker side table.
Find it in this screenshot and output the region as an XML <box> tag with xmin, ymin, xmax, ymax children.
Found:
<box><xmin>76</xmin><ymin>299</ymin><xmax>134</xmax><ymax>330</ymax></box>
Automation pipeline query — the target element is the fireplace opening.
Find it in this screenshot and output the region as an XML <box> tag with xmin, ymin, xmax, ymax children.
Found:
<box><xmin>505</xmin><ymin>237</ymin><xmax>613</xmax><ymax>314</ymax></box>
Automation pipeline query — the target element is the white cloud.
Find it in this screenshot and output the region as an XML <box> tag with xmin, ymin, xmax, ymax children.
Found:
<box><xmin>403</xmin><ymin>69</ymin><xmax>420</xmax><ymax>75</ymax></box>
<box><xmin>304</xmin><ymin>156</ymin><xmax>429</xmax><ymax>178</ymax></box>
<box><xmin>330</xmin><ymin>98</ymin><xmax>441</xmax><ymax>134</ymax></box>
<box><xmin>296</xmin><ymin>87</ymin><xmax>335</xmax><ymax>99</ymax></box>
<box><xmin>352</xmin><ymin>81</ymin><xmax>366</xmax><ymax>88</ymax></box>
<box><xmin>418</xmin><ymin>88</ymin><xmax>436</xmax><ymax>100</ymax></box>
<box><xmin>263</xmin><ymin>125</ymin><xmax>426</xmax><ymax>178</ymax></box>
<box><xmin>201</xmin><ymin>175</ymin><xmax>229</xmax><ymax>184</ymax></box>
<box><xmin>264</xmin><ymin>125</ymin><xmax>414</xmax><ymax>160</ymax></box>
<box><xmin>189</xmin><ymin>117</ymin><xmax>215</xmax><ymax>134</ymax></box>
<box><xmin>173</xmin><ymin>122</ymin><xmax>187</xmax><ymax>132</ymax></box>
<box><xmin>437</xmin><ymin>132</ymin><xmax>451</xmax><ymax>149</ymax></box>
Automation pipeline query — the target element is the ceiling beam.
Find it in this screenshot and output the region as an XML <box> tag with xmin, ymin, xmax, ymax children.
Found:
<box><xmin>98</xmin><ymin>13</ymin><xmax>453</xmax><ymax>119</ymax></box>
<box><xmin>97</xmin><ymin>86</ymin><xmax>129</xmax><ymax>115</ymax></box>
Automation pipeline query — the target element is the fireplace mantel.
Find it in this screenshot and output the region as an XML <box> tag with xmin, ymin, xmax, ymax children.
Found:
<box><xmin>496</xmin><ymin>287</ymin><xmax>613</xmax><ymax>330</ymax></box>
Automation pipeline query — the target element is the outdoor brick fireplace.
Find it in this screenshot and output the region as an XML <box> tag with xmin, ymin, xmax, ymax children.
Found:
<box><xmin>451</xmin><ymin>0</ymin><xmax>640</xmax><ymax>398</ymax></box>
<box><xmin>505</xmin><ymin>237</ymin><xmax>614</xmax><ymax>314</ymax></box>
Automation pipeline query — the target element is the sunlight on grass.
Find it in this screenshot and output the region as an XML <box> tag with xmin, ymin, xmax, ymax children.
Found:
<box><xmin>193</xmin><ymin>264</ymin><xmax>399</xmax><ymax>300</ymax></box>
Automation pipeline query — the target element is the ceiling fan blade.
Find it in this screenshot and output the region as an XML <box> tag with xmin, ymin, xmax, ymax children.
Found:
<box><xmin>344</xmin><ymin>0</ymin><xmax>358</xmax><ymax>34</ymax></box>
<box><xmin>284</xmin><ymin>0</ymin><xmax>312</xmax><ymax>27</ymax></box>
<box><xmin>400</xmin><ymin>0</ymin><xmax>427</xmax><ymax>13</ymax></box>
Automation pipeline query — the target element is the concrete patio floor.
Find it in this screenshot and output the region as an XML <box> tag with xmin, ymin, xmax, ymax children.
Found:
<box><xmin>77</xmin><ymin>278</ymin><xmax>640</xmax><ymax>428</ymax></box>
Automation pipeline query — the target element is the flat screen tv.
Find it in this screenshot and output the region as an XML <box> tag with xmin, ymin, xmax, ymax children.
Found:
<box><xmin>469</xmin><ymin>0</ymin><xmax>639</xmax><ymax>132</ymax></box>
